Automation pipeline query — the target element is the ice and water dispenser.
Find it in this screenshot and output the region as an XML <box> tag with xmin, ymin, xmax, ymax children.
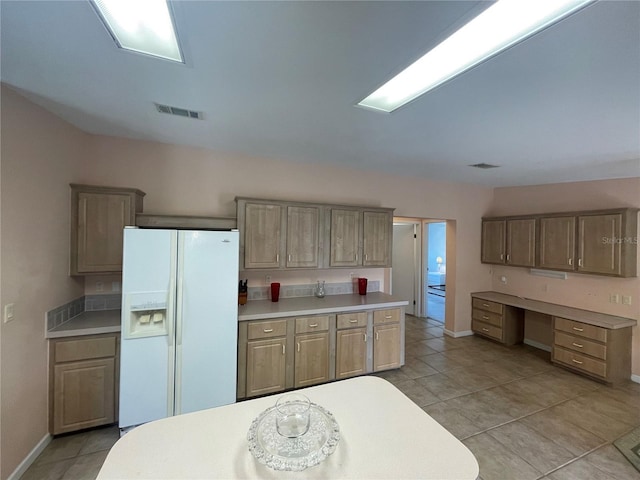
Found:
<box><xmin>123</xmin><ymin>291</ymin><xmax>169</xmax><ymax>339</ymax></box>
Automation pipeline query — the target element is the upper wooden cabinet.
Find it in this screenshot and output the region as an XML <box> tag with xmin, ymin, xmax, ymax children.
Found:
<box><xmin>482</xmin><ymin>218</ymin><xmax>535</xmax><ymax>267</ymax></box>
<box><xmin>481</xmin><ymin>220</ymin><xmax>506</xmax><ymax>264</ymax></box>
<box><xmin>70</xmin><ymin>184</ymin><xmax>145</xmax><ymax>275</ymax></box>
<box><xmin>237</xmin><ymin>197</ymin><xmax>393</xmax><ymax>270</ymax></box>
<box><xmin>538</xmin><ymin>216</ymin><xmax>576</xmax><ymax>271</ymax></box>
<box><xmin>329</xmin><ymin>209</ymin><xmax>361</xmax><ymax>267</ymax></box>
<box><xmin>482</xmin><ymin>208</ymin><xmax>638</xmax><ymax>277</ymax></box>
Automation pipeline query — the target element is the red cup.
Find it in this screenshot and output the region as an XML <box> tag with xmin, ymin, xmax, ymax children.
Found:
<box><xmin>358</xmin><ymin>278</ymin><xmax>368</xmax><ymax>295</ymax></box>
<box><xmin>271</xmin><ymin>282</ymin><xmax>281</xmax><ymax>302</ymax></box>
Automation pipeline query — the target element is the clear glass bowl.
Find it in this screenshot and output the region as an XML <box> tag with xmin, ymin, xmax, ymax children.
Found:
<box><xmin>247</xmin><ymin>402</ymin><xmax>340</xmax><ymax>471</ymax></box>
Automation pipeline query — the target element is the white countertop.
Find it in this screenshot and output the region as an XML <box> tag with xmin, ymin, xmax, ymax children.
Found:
<box><xmin>472</xmin><ymin>291</ymin><xmax>637</xmax><ymax>329</ymax></box>
<box><xmin>46</xmin><ymin>310</ymin><xmax>121</xmax><ymax>338</ymax></box>
<box><xmin>98</xmin><ymin>376</ymin><xmax>479</xmax><ymax>480</ymax></box>
<box><xmin>238</xmin><ymin>292</ymin><xmax>408</xmax><ymax>321</ymax></box>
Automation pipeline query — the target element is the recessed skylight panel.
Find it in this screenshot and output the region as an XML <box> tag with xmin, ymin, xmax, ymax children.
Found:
<box><xmin>92</xmin><ymin>0</ymin><xmax>183</xmax><ymax>63</ymax></box>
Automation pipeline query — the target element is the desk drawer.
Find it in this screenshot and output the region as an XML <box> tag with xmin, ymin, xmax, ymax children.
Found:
<box><xmin>295</xmin><ymin>315</ymin><xmax>330</xmax><ymax>333</ymax></box>
<box><xmin>54</xmin><ymin>336</ymin><xmax>117</xmax><ymax>363</ymax></box>
<box><xmin>373</xmin><ymin>308</ymin><xmax>400</xmax><ymax>325</ymax></box>
<box><xmin>472</xmin><ymin>298</ymin><xmax>503</xmax><ymax>315</ymax></box>
<box><xmin>554</xmin><ymin>317</ymin><xmax>607</xmax><ymax>343</ymax></box>
<box><xmin>553</xmin><ymin>346</ymin><xmax>606</xmax><ymax>378</ymax></box>
<box><xmin>554</xmin><ymin>331</ymin><xmax>606</xmax><ymax>360</ymax></box>
<box><xmin>472</xmin><ymin>308</ymin><xmax>503</xmax><ymax>328</ymax></box>
<box><xmin>337</xmin><ymin>312</ymin><xmax>367</xmax><ymax>329</ymax></box>
<box><xmin>472</xmin><ymin>319</ymin><xmax>502</xmax><ymax>341</ymax></box>
<box><xmin>248</xmin><ymin>319</ymin><xmax>288</xmax><ymax>340</ymax></box>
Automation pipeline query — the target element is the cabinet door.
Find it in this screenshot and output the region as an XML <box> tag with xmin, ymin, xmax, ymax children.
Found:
<box><xmin>363</xmin><ymin>211</ymin><xmax>392</xmax><ymax>267</ymax></box>
<box><xmin>577</xmin><ymin>214</ymin><xmax>622</xmax><ymax>275</ymax></box>
<box><xmin>294</xmin><ymin>333</ymin><xmax>330</xmax><ymax>388</ymax></box>
<box><xmin>506</xmin><ymin>218</ymin><xmax>536</xmax><ymax>267</ymax></box>
<box><xmin>53</xmin><ymin>358</ymin><xmax>116</xmax><ymax>434</ymax></box>
<box><xmin>244</xmin><ymin>203</ymin><xmax>282</xmax><ymax>269</ymax></box>
<box><xmin>330</xmin><ymin>209</ymin><xmax>361</xmax><ymax>267</ymax></box>
<box><xmin>286</xmin><ymin>206</ymin><xmax>320</xmax><ymax>268</ymax></box>
<box><xmin>77</xmin><ymin>192</ymin><xmax>131</xmax><ymax>273</ymax></box>
<box><xmin>246</xmin><ymin>337</ymin><xmax>287</xmax><ymax>397</ymax></box>
<box><xmin>336</xmin><ymin>328</ymin><xmax>367</xmax><ymax>379</ymax></box>
<box><xmin>538</xmin><ymin>216</ymin><xmax>576</xmax><ymax>270</ymax></box>
<box><xmin>373</xmin><ymin>323</ymin><xmax>401</xmax><ymax>371</ymax></box>
<box><xmin>481</xmin><ymin>220</ymin><xmax>506</xmax><ymax>264</ymax></box>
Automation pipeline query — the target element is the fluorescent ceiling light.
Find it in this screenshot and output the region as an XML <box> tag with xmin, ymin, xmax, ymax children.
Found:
<box><xmin>358</xmin><ymin>0</ymin><xmax>594</xmax><ymax>113</ymax></box>
<box><xmin>92</xmin><ymin>0</ymin><xmax>183</xmax><ymax>63</ymax></box>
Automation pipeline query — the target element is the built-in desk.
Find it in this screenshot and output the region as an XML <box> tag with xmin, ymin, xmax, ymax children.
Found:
<box><xmin>471</xmin><ymin>291</ymin><xmax>637</xmax><ymax>384</ymax></box>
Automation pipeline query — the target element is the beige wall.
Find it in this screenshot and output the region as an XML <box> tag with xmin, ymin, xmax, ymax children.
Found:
<box><xmin>0</xmin><ymin>86</ymin><xmax>86</xmax><ymax>479</ymax></box>
<box><xmin>489</xmin><ymin>178</ymin><xmax>640</xmax><ymax>375</ymax></box>
<box><xmin>83</xmin><ymin>134</ymin><xmax>495</xmax><ymax>337</ymax></box>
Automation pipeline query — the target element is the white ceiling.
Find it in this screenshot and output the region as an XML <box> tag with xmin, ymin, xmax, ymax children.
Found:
<box><xmin>1</xmin><ymin>1</ymin><xmax>639</xmax><ymax>187</ymax></box>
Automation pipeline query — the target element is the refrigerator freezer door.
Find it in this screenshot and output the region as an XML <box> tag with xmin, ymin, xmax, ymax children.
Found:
<box><xmin>120</xmin><ymin>229</ymin><xmax>177</xmax><ymax>429</ymax></box>
<box><xmin>175</xmin><ymin>230</ymin><xmax>239</xmax><ymax>415</ymax></box>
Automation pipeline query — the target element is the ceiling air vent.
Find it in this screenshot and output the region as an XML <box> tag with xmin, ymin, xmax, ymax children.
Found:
<box><xmin>154</xmin><ymin>103</ymin><xmax>203</xmax><ymax>120</ymax></box>
<box><xmin>469</xmin><ymin>163</ymin><xmax>500</xmax><ymax>169</ymax></box>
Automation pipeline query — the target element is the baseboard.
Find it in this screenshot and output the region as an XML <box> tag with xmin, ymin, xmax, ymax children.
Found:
<box><xmin>631</xmin><ymin>374</ymin><xmax>640</xmax><ymax>384</ymax></box>
<box><xmin>523</xmin><ymin>339</ymin><xmax>552</xmax><ymax>353</ymax></box>
<box><xmin>8</xmin><ymin>432</ymin><xmax>52</xmax><ymax>480</ymax></box>
<box><xmin>444</xmin><ymin>329</ymin><xmax>473</xmax><ymax>338</ymax></box>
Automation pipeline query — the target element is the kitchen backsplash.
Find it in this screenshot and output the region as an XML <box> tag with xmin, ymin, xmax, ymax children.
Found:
<box><xmin>247</xmin><ymin>280</ymin><xmax>380</xmax><ymax>301</ymax></box>
<box><xmin>46</xmin><ymin>293</ymin><xmax>121</xmax><ymax>330</ymax></box>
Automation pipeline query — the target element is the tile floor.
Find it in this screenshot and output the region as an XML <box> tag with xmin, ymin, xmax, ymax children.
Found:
<box><xmin>22</xmin><ymin>314</ymin><xmax>640</xmax><ymax>479</ymax></box>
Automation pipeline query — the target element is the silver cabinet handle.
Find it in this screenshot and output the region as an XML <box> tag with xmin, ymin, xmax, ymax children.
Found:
<box><xmin>568</xmin><ymin>258</ymin><xmax>573</xmax><ymax>266</ymax></box>
<box><xmin>482</xmin><ymin>303</ymin><xmax>490</xmax><ymax>307</ymax></box>
<box><xmin>506</xmin><ymin>254</ymin><xmax>510</xmax><ymax>262</ymax></box>
<box><xmin>297</xmin><ymin>342</ymin><xmax>300</xmax><ymax>352</ymax></box>
<box><xmin>364</xmin><ymin>333</ymin><xmax>367</xmax><ymax>342</ymax></box>
<box><xmin>375</xmin><ymin>332</ymin><xmax>379</xmax><ymax>341</ymax></box>
<box><xmin>572</xmin><ymin>326</ymin><xmax>584</xmax><ymax>332</ymax></box>
<box><xmin>263</xmin><ymin>328</ymin><xmax>273</xmax><ymax>333</ymax></box>
<box><xmin>355</xmin><ymin>253</ymin><xmax>358</xmax><ymax>261</ymax></box>
<box><xmin>308</xmin><ymin>323</ymin><xmax>318</xmax><ymax>328</ymax></box>
<box><xmin>482</xmin><ymin>315</ymin><xmax>490</xmax><ymax>320</ymax></box>
<box><xmin>500</xmin><ymin>253</ymin><xmax>504</xmax><ymax>260</ymax></box>
<box><xmin>482</xmin><ymin>328</ymin><xmax>489</xmax><ymax>332</ymax></box>
<box><xmin>365</xmin><ymin>253</ymin><xmax>368</xmax><ymax>261</ymax></box>
<box><xmin>349</xmin><ymin>319</ymin><xmax>358</xmax><ymax>323</ymax></box>
<box><xmin>282</xmin><ymin>344</ymin><xmax>285</xmax><ymax>355</ymax></box>
<box><xmin>572</xmin><ymin>342</ymin><xmax>584</xmax><ymax>348</ymax></box>
<box><xmin>385</xmin><ymin>315</ymin><xmax>393</xmax><ymax>319</ymax></box>
<box><xmin>572</xmin><ymin>358</ymin><xmax>583</xmax><ymax>365</ymax></box>
<box><xmin>578</xmin><ymin>258</ymin><xmax>583</xmax><ymax>267</ymax></box>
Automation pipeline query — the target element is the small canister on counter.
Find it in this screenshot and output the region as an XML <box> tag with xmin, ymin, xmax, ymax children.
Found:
<box><xmin>238</xmin><ymin>280</ymin><xmax>247</xmax><ymax>305</ymax></box>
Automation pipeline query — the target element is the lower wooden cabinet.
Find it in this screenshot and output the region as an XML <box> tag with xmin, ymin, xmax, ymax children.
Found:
<box><xmin>246</xmin><ymin>337</ymin><xmax>287</xmax><ymax>397</ymax></box>
<box><xmin>552</xmin><ymin>316</ymin><xmax>631</xmax><ymax>384</ymax></box>
<box><xmin>237</xmin><ymin>307</ymin><xmax>405</xmax><ymax>399</ymax></box>
<box><xmin>49</xmin><ymin>333</ymin><xmax>119</xmax><ymax>435</ymax></box>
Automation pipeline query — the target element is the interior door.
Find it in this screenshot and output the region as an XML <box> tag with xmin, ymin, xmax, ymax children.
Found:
<box><xmin>392</xmin><ymin>224</ymin><xmax>416</xmax><ymax>315</ymax></box>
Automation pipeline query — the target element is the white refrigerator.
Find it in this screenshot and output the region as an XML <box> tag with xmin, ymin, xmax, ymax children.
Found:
<box><xmin>119</xmin><ymin>227</ymin><xmax>239</xmax><ymax>431</ymax></box>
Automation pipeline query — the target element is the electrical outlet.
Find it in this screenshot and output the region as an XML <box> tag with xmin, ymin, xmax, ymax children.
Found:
<box><xmin>265</xmin><ymin>275</ymin><xmax>272</xmax><ymax>284</ymax></box>
<box><xmin>622</xmin><ymin>295</ymin><xmax>632</xmax><ymax>305</ymax></box>
<box><xmin>4</xmin><ymin>303</ymin><xmax>15</xmax><ymax>323</ymax></box>
<box><xmin>96</xmin><ymin>281</ymin><xmax>104</xmax><ymax>292</ymax></box>
<box><xmin>609</xmin><ymin>293</ymin><xmax>620</xmax><ymax>304</ymax></box>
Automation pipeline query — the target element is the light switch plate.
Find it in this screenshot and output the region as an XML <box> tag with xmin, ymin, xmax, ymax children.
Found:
<box><xmin>610</xmin><ymin>293</ymin><xmax>620</xmax><ymax>304</ymax></box>
<box><xmin>622</xmin><ymin>295</ymin><xmax>632</xmax><ymax>305</ymax></box>
<box><xmin>4</xmin><ymin>303</ymin><xmax>15</xmax><ymax>323</ymax></box>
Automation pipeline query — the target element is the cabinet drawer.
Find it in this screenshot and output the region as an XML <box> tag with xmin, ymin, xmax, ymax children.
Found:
<box><xmin>472</xmin><ymin>309</ymin><xmax>503</xmax><ymax>328</ymax></box>
<box><xmin>554</xmin><ymin>317</ymin><xmax>607</xmax><ymax>343</ymax></box>
<box><xmin>55</xmin><ymin>336</ymin><xmax>117</xmax><ymax>363</ymax></box>
<box><xmin>295</xmin><ymin>315</ymin><xmax>329</xmax><ymax>333</ymax></box>
<box><xmin>337</xmin><ymin>312</ymin><xmax>367</xmax><ymax>329</ymax></box>
<box><xmin>472</xmin><ymin>319</ymin><xmax>503</xmax><ymax>341</ymax></box>
<box><xmin>247</xmin><ymin>319</ymin><xmax>288</xmax><ymax>340</ymax></box>
<box><xmin>553</xmin><ymin>346</ymin><xmax>606</xmax><ymax>378</ymax></box>
<box><xmin>472</xmin><ymin>298</ymin><xmax>503</xmax><ymax>315</ymax></box>
<box><xmin>554</xmin><ymin>331</ymin><xmax>606</xmax><ymax>360</ymax></box>
<box><xmin>373</xmin><ymin>308</ymin><xmax>400</xmax><ymax>325</ymax></box>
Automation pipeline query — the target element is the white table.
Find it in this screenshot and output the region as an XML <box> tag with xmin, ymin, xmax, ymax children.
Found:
<box><xmin>98</xmin><ymin>376</ymin><xmax>479</xmax><ymax>479</ymax></box>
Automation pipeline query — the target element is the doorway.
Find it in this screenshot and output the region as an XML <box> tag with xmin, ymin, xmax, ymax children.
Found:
<box><xmin>424</xmin><ymin>222</ymin><xmax>446</xmax><ymax>323</ymax></box>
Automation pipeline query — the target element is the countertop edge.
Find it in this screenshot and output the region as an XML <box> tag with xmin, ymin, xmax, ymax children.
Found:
<box><xmin>471</xmin><ymin>291</ymin><xmax>637</xmax><ymax>329</ymax></box>
<box><xmin>46</xmin><ymin>325</ymin><xmax>121</xmax><ymax>339</ymax></box>
<box><xmin>238</xmin><ymin>299</ymin><xmax>408</xmax><ymax>321</ymax></box>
